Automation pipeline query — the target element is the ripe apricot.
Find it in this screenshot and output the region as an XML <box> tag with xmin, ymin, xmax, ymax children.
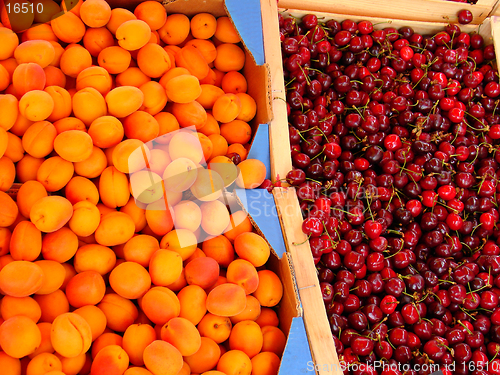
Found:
<box><xmin>123</xmin><ymin>111</ymin><xmax>159</xmax><ymax>142</ymax></box>
<box><xmin>79</xmin><ymin>0</ymin><xmax>111</xmax><ymax>28</ymax></box>
<box><xmin>60</xmin><ymin>44</ymin><xmax>92</xmax><ymax>78</ymax></box>
<box><xmin>217</xmin><ymin>350</ymin><xmax>252</xmax><ymax>375</ymax></box>
<box><xmin>91</xmin><ymin>344</ymin><xmax>129</xmax><ymax>375</ymax></box>
<box><xmin>44</xmin><ymin>66</ymin><xmax>66</xmax><ymax>88</ymax></box>
<box><xmin>169</xmin><ymin>131</ymin><xmax>204</xmax><ymax>163</ymax></box>
<box><xmin>40</xmin><ymin>227</ymin><xmax>78</xmax><ymax>263</ymax></box>
<box><xmin>98</xmin><ymin>46</ymin><xmax>131</xmax><ymax>74</ymax></box>
<box><xmin>123</xmin><ymin>323</ymin><xmax>156</xmax><ymax>366</ymax></box>
<box><xmin>120</xmin><ymin>196</ymin><xmax>147</xmax><ymax>232</ymax></box>
<box><xmin>122</xmin><ymin>235</ymin><xmax>157</xmax><ymax>267</ymax></box>
<box><xmin>0</xmin><ymin>228</ymin><xmax>11</xmax><ymax>256</ymax></box>
<box><xmin>12</xmin><ymin>63</ymin><xmax>45</xmax><ymax>98</ymax></box>
<box><xmin>176</xmin><ymin>284</ymin><xmax>207</xmax><ymax>325</ymax></box>
<box><xmin>139</xmin><ymin>81</ymin><xmax>168</xmax><ymax>115</ymax></box>
<box><xmin>140</xmin><ymin>287</ymin><xmax>180</xmax><ymax>325</ymax></box>
<box><xmin>148</xmin><ymin>249</ymin><xmax>182</xmax><ymax>286</ymax></box>
<box><xmin>32</xmin><ymin>260</ymin><xmax>65</xmax><ymax>295</ymax></box>
<box><xmin>0</xmin><ymin>351</ymin><xmax>21</xmax><ymax>374</ymax></box>
<box><xmin>35</xmin><ymin>289</ymin><xmax>70</xmax><ymax>323</ymax></box>
<box><xmin>223</xmin><ymin>210</ymin><xmax>252</xmax><ymax>242</ymax></box>
<box><xmin>73</xmin><ymin>244</ymin><xmax>116</xmax><ymax>275</ymax></box>
<box><xmin>227</xmin><ymin>259</ymin><xmax>259</xmax><ymax>295</ymax></box>
<box><xmin>221</xmin><ymin>71</ymin><xmax>247</xmax><ymax>95</ymax></box>
<box><xmin>88</xmin><ymin>116</ymin><xmax>124</xmax><ymax>149</ymax></box>
<box><xmin>125</xmin><ymin>368</ymin><xmax>153</xmax><ymax>375</ymax></box>
<box><xmin>98</xmin><ymin>293</ymin><xmax>139</xmax><ymax>332</ymax></box>
<box><xmin>261</xmin><ymin>326</ymin><xmax>287</xmax><ymax>357</ymax></box>
<box><xmin>146</xmin><ymin>148</ymin><xmax>171</xmax><ymax>176</ymax></box>
<box><xmin>29</xmin><ymin>195</ymin><xmax>72</xmax><ymax>233</ymax></box>
<box><xmin>197</xmin><ymin>85</ymin><xmax>224</xmax><ymax>109</ymax></box>
<box><xmin>91</xmin><ymin>332</ymin><xmax>123</xmax><ymax>358</ymax></box>
<box><xmin>0</xmin><ymin>64</ymin><xmax>9</xmax><ymax>92</ymax></box>
<box><xmin>99</xmin><ymin>166</ymin><xmax>131</xmax><ymax>209</ymax></box>
<box><xmin>236</xmin><ymin>93</ymin><xmax>257</xmax><ymax>122</ymax></box>
<box><xmin>213</xmin><ymin>94</ymin><xmax>242</xmax><ymax>123</ymax></box>
<box><xmin>106</xmin><ymin>86</ymin><xmax>144</xmax><ymax>118</ymax></box>
<box><xmin>159</xmin><ymin>66</ymin><xmax>189</xmax><ymax>88</ymax></box>
<box><xmin>170</xmin><ymin>101</ymin><xmax>207</xmax><ymax>130</ymax></box>
<box><xmin>184</xmin><ymin>337</ymin><xmax>221</xmax><ymax>374</ymax></box>
<box><xmin>137</xmin><ymin>43</ymin><xmax>171</xmax><ymax>78</ymax></box>
<box><xmin>3</xmin><ymin>132</ymin><xmax>23</xmax><ymax>163</ymax></box>
<box><xmin>208</xmin><ymin>135</ymin><xmax>229</xmax><ymax>159</ymax></box>
<box><xmin>236</xmin><ymin>159</ymin><xmax>266</xmax><ymax>190</ymax></box>
<box><xmin>76</xmin><ymin>67</ymin><xmax>112</xmax><ymax>96</ymax></box>
<box><xmin>0</xmin><ymin>156</ymin><xmax>15</xmax><ymax>191</ymax></box>
<box><xmin>56</xmin><ymin>352</ymin><xmax>87</xmax><ymax>375</ymax></box>
<box><xmin>200</xmin><ymin>200</ymin><xmax>231</xmax><ymax>236</ymax></box>
<box><xmin>165</xmin><ymin>75</ymin><xmax>202</xmax><ymax>104</ymax></box>
<box><xmin>202</xmin><ymin>235</ymin><xmax>234</xmax><ymax>267</ymax></box>
<box><xmin>65</xmin><ymin>176</ymin><xmax>99</xmax><ymax>206</ymax></box>
<box><xmin>51</xmin><ymin>11</ymin><xmax>86</xmax><ymax>44</ymax></box>
<box><xmin>144</xmin><ymin>200</ymin><xmax>175</xmax><ymax>236</ymax></box>
<box><xmin>162</xmin><ymin>157</ymin><xmax>198</xmax><ymax>194</ymax></box>
<box><xmin>116</xmin><ymin>20</ymin><xmax>151</xmax><ymax>51</ymax></box>
<box><xmin>206</xmin><ymin>283</ymin><xmax>247</xmax><ymax>317</ymax></box>
<box><xmin>95</xmin><ymin>211</ymin><xmax>135</xmax><ymax>246</ymax></box>
<box><xmin>44</xmin><ymin>86</ymin><xmax>72</xmax><ymax>122</ymax></box>
<box><xmin>14</xmin><ymin>40</ymin><xmax>55</xmax><ymax>68</ymax></box>
<box><xmin>53</xmin><ymin>117</ymin><xmax>86</xmax><ymax>134</ymax></box>
<box><xmin>0</xmin><ymin>316</ymin><xmax>41</xmax><ymax>358</ymax></box>
<box><xmin>74</xmin><ymin>146</ymin><xmax>107</xmax><ymax>178</ymax></box>
<box><xmin>231</xmin><ymin>295</ymin><xmax>261</xmax><ymax>324</ymax></box>
<box><xmin>215</xmin><ymin>17</ymin><xmax>240</xmax><ymax>43</ymax></box>
<box><xmin>53</xmin><ymin>130</ymin><xmax>93</xmax><ymax>163</ymax></box>
<box><xmin>228</xmin><ymin>320</ymin><xmax>263</xmax><ymax>359</ymax></box>
<box><xmin>172</xmin><ymin>201</ymin><xmax>201</xmax><ymax>232</ymax></box>
<box><xmin>1</xmin><ymin>295</ymin><xmax>42</xmax><ymax>322</ymax></box>
<box><xmin>19</xmin><ymin>90</ymin><xmax>54</xmax><ymax>122</ymax></box>
<box><xmin>190</xmin><ymin>13</ymin><xmax>216</xmax><ymax>39</ymax></box>
<box><xmin>252</xmin><ymin>270</ymin><xmax>283</xmax><ymax>307</ymax></box>
<box><xmin>143</xmin><ymin>340</ymin><xmax>183</xmax><ymax>375</ymax></box>
<box><xmin>110</xmin><ymin>261</ymin><xmax>151</xmax><ymax>299</ymax></box>
<box><xmin>160</xmin><ymin>229</ymin><xmax>197</xmax><ymax>260</ymax></box>
<box><xmin>72</xmin><ymin>87</ymin><xmax>107</xmax><ymax>126</ymax></box>
<box><xmin>0</xmin><ymin>191</ymin><xmax>19</xmax><ymax>227</ymax></box>
<box><xmin>198</xmin><ymin>313</ymin><xmax>232</xmax><ymax>344</ymax></box>
<box><xmin>255</xmin><ymin>308</ymin><xmax>279</xmax><ymax>328</ymax></box>
<box><xmin>233</xmin><ymin>232</ymin><xmax>270</xmax><ymax>267</ymax></box>
<box><xmin>134</xmin><ymin>1</ymin><xmax>166</xmax><ymax>30</ymax></box>
<box><xmin>0</xmin><ymin>27</ymin><xmax>19</xmax><ymax>60</ymax></box>
<box><xmin>26</xmin><ymin>352</ymin><xmax>62</xmax><ymax>375</ymax></box>
<box><xmin>0</xmin><ymin>94</ymin><xmax>18</xmax><ymax>131</ymax></box>
<box><xmin>65</xmin><ymin>271</ymin><xmax>106</xmax><ymax>308</ymax></box>
<box><xmin>220</xmin><ymin>120</ymin><xmax>251</xmax><ymax>144</ymax></box>
<box><xmin>214</xmin><ymin>44</ymin><xmax>245</xmax><ymax>72</ymax></box>
<box><xmin>107</xmin><ymin>8</ymin><xmax>136</xmax><ymax>35</ymax></box>
<box><xmin>158</xmin><ymin>14</ymin><xmax>190</xmax><ymax>45</ymax></box>
<box><xmin>116</xmin><ymin>67</ymin><xmax>151</xmax><ymax>88</ymax></box>
<box><xmin>176</xmin><ymin>45</ymin><xmax>209</xmax><ymax>80</ymax></box>
<box><xmin>73</xmin><ymin>305</ymin><xmax>107</xmax><ymax>342</ymax></box>
<box><xmin>29</xmin><ymin>321</ymin><xmax>53</xmax><ymax>358</ymax></box>
<box><xmin>226</xmin><ymin>143</ymin><xmax>248</xmax><ymax>161</ymax></box>
<box><xmin>186</xmin><ymin>39</ymin><xmax>217</xmax><ymax>63</ymax></box>
<box><xmin>185</xmin><ymin>257</ymin><xmax>219</xmax><ymax>289</ymax></box>
<box><xmin>161</xmin><ymin>317</ymin><xmax>201</xmax><ymax>356</ymax></box>
<box><xmin>36</xmin><ymin>156</ymin><xmax>74</xmax><ymax>192</ymax></box>
<box><xmin>50</xmin><ymin>312</ymin><xmax>92</xmax><ymax>358</ymax></box>
<box><xmin>83</xmin><ymin>27</ymin><xmax>115</xmax><ymax>57</ymax></box>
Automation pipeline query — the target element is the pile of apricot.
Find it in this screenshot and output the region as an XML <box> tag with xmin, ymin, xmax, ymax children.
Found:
<box><xmin>0</xmin><ymin>1</ymin><xmax>282</xmax><ymax>374</ymax></box>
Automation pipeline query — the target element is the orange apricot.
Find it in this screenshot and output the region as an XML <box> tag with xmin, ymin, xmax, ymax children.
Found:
<box><xmin>139</xmin><ymin>81</ymin><xmax>168</xmax><ymax>115</ymax></box>
<box><xmin>123</xmin><ymin>324</ymin><xmax>156</xmax><ymax>366</ymax></box>
<box><xmin>165</xmin><ymin>74</ymin><xmax>202</xmax><ymax>104</ymax></box>
<box><xmin>98</xmin><ymin>46</ymin><xmax>131</xmax><ymax>75</ymax></box>
<box><xmin>217</xmin><ymin>350</ymin><xmax>252</xmax><ymax>375</ymax></box>
<box><xmin>123</xmin><ymin>111</ymin><xmax>159</xmax><ymax>142</ymax></box>
<box><xmin>95</xmin><ymin>211</ymin><xmax>135</xmax><ymax>246</ymax></box>
<box><xmin>198</xmin><ymin>313</ymin><xmax>232</xmax><ymax>344</ymax></box>
<box><xmin>0</xmin><ymin>64</ymin><xmax>9</xmax><ymax>92</ymax></box>
<box><xmin>26</xmin><ymin>352</ymin><xmax>62</xmax><ymax>375</ymax></box>
<box><xmin>158</xmin><ymin>14</ymin><xmax>190</xmax><ymax>45</ymax></box>
<box><xmin>0</xmin><ymin>156</ymin><xmax>15</xmax><ymax>191</ymax></box>
<box><xmin>143</xmin><ymin>340</ymin><xmax>183</xmax><ymax>375</ymax></box>
<box><xmin>44</xmin><ymin>86</ymin><xmax>72</xmax><ymax>123</ymax></box>
<box><xmin>212</xmin><ymin>94</ymin><xmax>242</xmax><ymax>123</ymax></box>
<box><xmin>51</xmin><ymin>11</ymin><xmax>86</xmax><ymax>44</ymax></box>
<box><xmin>183</xmin><ymin>337</ymin><xmax>221</xmax><ymax>374</ymax></box>
<box><xmin>60</xmin><ymin>44</ymin><xmax>92</xmax><ymax>78</ymax></box>
<box><xmin>83</xmin><ymin>27</ymin><xmax>115</xmax><ymax>57</ymax></box>
<box><xmin>36</xmin><ymin>156</ymin><xmax>74</xmax><ymax>192</ymax></box>
<box><xmin>251</xmin><ymin>352</ymin><xmax>280</xmax><ymax>375</ymax></box>
<box><xmin>99</xmin><ymin>166</ymin><xmax>131</xmax><ymax>208</ymax></box>
<box><xmin>76</xmin><ymin>66</ymin><xmax>112</xmax><ymax>95</ymax></box>
<box><xmin>79</xmin><ymin>0</ymin><xmax>111</xmax><ymax>28</ymax></box>
<box><xmin>226</xmin><ymin>143</ymin><xmax>248</xmax><ymax>161</ymax></box>
<box><xmin>0</xmin><ymin>191</ymin><xmax>19</xmax><ymax>227</ymax></box>
<box><xmin>106</xmin><ymin>86</ymin><xmax>144</xmax><ymax>118</ymax></box>
<box><xmin>1</xmin><ymin>295</ymin><xmax>41</xmax><ymax>322</ymax></box>
<box><xmin>116</xmin><ymin>67</ymin><xmax>151</xmax><ymax>88</ymax></box>
<box><xmin>202</xmin><ymin>235</ymin><xmax>234</xmax><ymax>267</ymax></box>
<box><xmin>53</xmin><ymin>117</ymin><xmax>86</xmax><ymax>134</ymax></box>
<box><xmin>231</xmin><ymin>295</ymin><xmax>261</xmax><ymax>324</ymax></box>
<box><xmin>0</xmin><ymin>316</ymin><xmax>41</xmax><ymax>358</ymax></box>
<box><xmin>88</xmin><ymin>116</ymin><xmax>124</xmax><ymax>148</ymax></box>
<box><xmin>148</xmin><ymin>249</ymin><xmax>183</xmax><ymax>286</ymax></box>
<box><xmin>161</xmin><ymin>317</ymin><xmax>201</xmax><ymax>356</ymax></box>
<box><xmin>116</xmin><ymin>20</ymin><xmax>151</xmax><ymax>51</ymax></box>
<box><xmin>223</xmin><ymin>210</ymin><xmax>253</xmax><ymax>242</ymax></box>
<box><xmin>200</xmin><ymin>200</ymin><xmax>231</xmax><ymax>236</ymax></box>
<box><xmin>0</xmin><ymin>227</ymin><xmax>11</xmax><ymax>256</ymax></box>
<box><xmin>235</xmin><ymin>159</ymin><xmax>266</xmax><ymax>190</ymax></box>
<box><xmin>41</xmin><ymin>227</ymin><xmax>78</xmax><ymax>263</ymax></box>
<box><xmin>137</xmin><ymin>43</ymin><xmax>171</xmax><ymax>79</ymax></box>
<box><xmin>91</xmin><ymin>345</ymin><xmax>129</xmax><ymax>375</ymax></box>
<box><xmin>134</xmin><ymin>1</ymin><xmax>166</xmax><ymax>31</ymax></box>
<box><xmin>220</xmin><ymin>119</ymin><xmax>251</xmax><ymax>144</ymax></box>
<box><xmin>252</xmin><ymin>270</ymin><xmax>283</xmax><ymax>307</ymax></box>
<box><xmin>29</xmin><ymin>321</ymin><xmax>53</xmax><ymax>358</ymax></box>
<box><xmin>140</xmin><ymin>287</ymin><xmax>180</xmax><ymax>325</ymax></box>
<box><xmin>56</xmin><ymin>352</ymin><xmax>87</xmax><ymax>375</ymax></box>
<box><xmin>120</xmin><ymin>197</ymin><xmax>147</xmax><ymax>232</ymax></box>
<box><xmin>206</xmin><ymin>283</ymin><xmax>247</xmax><ymax>317</ymax></box>
<box><xmin>170</xmin><ymin>101</ymin><xmax>207</xmax><ymax>130</ymax></box>
<box><xmin>255</xmin><ymin>308</ymin><xmax>279</xmax><ymax>328</ymax></box>
<box><xmin>221</xmin><ymin>71</ymin><xmax>247</xmax><ymax>94</ymax></box>
<box><xmin>12</xmin><ymin>63</ymin><xmax>45</xmax><ymax>98</ymax></box>
<box><xmin>214</xmin><ymin>44</ymin><xmax>245</xmax><ymax>72</ymax></box>
<box><xmin>122</xmin><ymin>235</ymin><xmax>158</xmax><ymax>267</ymax></box>
<box><xmin>73</xmin><ymin>243</ymin><xmax>116</xmax><ymax>275</ymax></box>
<box><xmin>44</xmin><ymin>66</ymin><xmax>66</xmax><ymax>88</ymax></box>
<box><xmin>236</xmin><ymin>93</ymin><xmax>256</xmax><ymax>122</ymax></box>
<box><xmin>19</xmin><ymin>90</ymin><xmax>54</xmax><ymax>121</ymax></box>
<box><xmin>91</xmin><ymin>332</ymin><xmax>123</xmax><ymax>358</ymax></box>
<box><xmin>3</xmin><ymin>131</ymin><xmax>23</xmax><ymax>162</ymax></box>
<box><xmin>146</xmin><ymin>148</ymin><xmax>171</xmax><ymax>176</ymax></box>
<box><xmin>32</xmin><ymin>260</ymin><xmax>65</xmax><ymax>295</ymax></box>
<box><xmin>173</xmin><ymin>200</ymin><xmax>201</xmax><ymax>232</ymax></box>
<box><xmin>65</xmin><ymin>176</ymin><xmax>99</xmax><ymax>205</ymax></box>
<box><xmin>261</xmin><ymin>326</ymin><xmax>286</xmax><ymax>356</ymax></box>
<box><xmin>109</xmin><ymin>261</ymin><xmax>151</xmax><ymax>299</ymax></box>
<box><xmin>73</xmin><ymin>305</ymin><xmax>107</xmax><ymax>342</ymax></box>
<box><xmin>197</xmin><ymin>84</ymin><xmax>224</xmax><ymax>109</ymax></box>
<box><xmin>0</xmin><ymin>94</ymin><xmax>18</xmax><ymax>131</ymax></box>
<box><xmin>74</xmin><ymin>146</ymin><xmax>107</xmax><ymax>178</ymax></box>
<box><xmin>0</xmin><ymin>260</ymin><xmax>43</xmax><ymax>297</ymax></box>
<box><xmin>144</xmin><ymin>200</ymin><xmax>175</xmax><ymax>237</ymax></box>
<box><xmin>185</xmin><ymin>257</ymin><xmax>219</xmax><ymax>289</ymax></box>
<box><xmin>53</xmin><ymin>130</ymin><xmax>93</xmax><ymax>162</ymax></box>
<box><xmin>65</xmin><ymin>271</ymin><xmax>106</xmax><ymax>308</ymax></box>
<box><xmin>16</xmin><ymin>154</ymin><xmax>44</xmax><ymax>183</ymax></box>
<box><xmin>124</xmin><ymin>368</ymin><xmax>154</xmax><ymax>375</ymax></box>
<box><xmin>233</xmin><ymin>232</ymin><xmax>270</xmax><ymax>267</ymax></box>
<box><xmin>226</xmin><ymin>259</ymin><xmax>259</xmax><ymax>295</ymax></box>
<box><xmin>0</xmin><ymin>351</ymin><xmax>21</xmax><ymax>374</ymax></box>
<box><xmin>97</xmin><ymin>293</ymin><xmax>139</xmax><ymax>332</ymax></box>
<box><xmin>0</xmin><ymin>27</ymin><xmax>19</xmax><ymax>60</ymax></box>
<box><xmin>228</xmin><ymin>320</ymin><xmax>263</xmax><ymax>358</ymax></box>
<box><xmin>160</xmin><ymin>229</ymin><xmax>197</xmax><ymax>261</ymax></box>
<box><xmin>72</xmin><ymin>87</ymin><xmax>107</xmax><ymax>126</ymax></box>
<box><xmin>215</xmin><ymin>17</ymin><xmax>240</xmax><ymax>43</ymax></box>
<box><xmin>107</xmin><ymin>8</ymin><xmax>136</xmax><ymax>35</ymax></box>
<box><xmin>175</xmin><ymin>45</ymin><xmax>209</xmax><ymax>80</ymax></box>
<box><xmin>158</xmin><ymin>66</ymin><xmax>189</xmax><ymax>88</ymax></box>
<box><xmin>35</xmin><ymin>289</ymin><xmax>70</xmax><ymax>323</ymax></box>
<box><xmin>185</xmin><ymin>39</ymin><xmax>217</xmax><ymax>63</ymax></box>
<box><xmin>14</xmin><ymin>40</ymin><xmax>55</xmax><ymax>68</ymax></box>
<box><xmin>208</xmin><ymin>135</ymin><xmax>229</xmax><ymax>159</ymax></box>
<box><xmin>177</xmin><ymin>284</ymin><xmax>207</xmax><ymax>325</ymax></box>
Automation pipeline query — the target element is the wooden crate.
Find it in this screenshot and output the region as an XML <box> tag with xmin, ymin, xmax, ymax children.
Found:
<box><xmin>278</xmin><ymin>0</ymin><xmax>498</xmax><ymax>25</ymax></box>
<box><xmin>262</xmin><ymin>0</ymin><xmax>500</xmax><ymax>373</ymax></box>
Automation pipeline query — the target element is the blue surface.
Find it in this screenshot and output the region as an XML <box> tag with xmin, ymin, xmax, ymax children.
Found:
<box><xmin>279</xmin><ymin>317</ymin><xmax>315</xmax><ymax>374</ymax></box>
<box><xmin>224</xmin><ymin>0</ymin><xmax>265</xmax><ymax>65</ymax></box>
<box><xmin>247</xmin><ymin>124</ymin><xmax>271</xmax><ymax>180</ymax></box>
<box><xmin>235</xmin><ymin>188</ymin><xmax>286</xmax><ymax>258</ymax></box>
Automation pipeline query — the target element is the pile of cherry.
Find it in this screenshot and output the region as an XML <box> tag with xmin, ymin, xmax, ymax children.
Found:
<box><xmin>280</xmin><ymin>12</ymin><xmax>500</xmax><ymax>375</ymax></box>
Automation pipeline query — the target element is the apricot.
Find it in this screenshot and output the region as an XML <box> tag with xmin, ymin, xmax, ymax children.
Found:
<box><xmin>20</xmin><ymin>120</ymin><xmax>56</xmax><ymax>160</ymax></box>
<box><xmin>255</xmin><ymin>308</ymin><xmax>279</xmax><ymax>328</ymax></box>
<box><xmin>235</xmin><ymin>159</ymin><xmax>266</xmax><ymax>190</ymax></box>
<box><xmin>139</xmin><ymin>81</ymin><xmax>168</xmax><ymax>115</ymax></box>
<box><xmin>122</xmin><ymin>234</ymin><xmax>158</xmax><ymax>267</ymax></box>
<box><xmin>0</xmin><ymin>316</ymin><xmax>41</xmax><ymax>358</ymax></box>
<box><xmin>223</xmin><ymin>211</ymin><xmax>252</xmax><ymax>242</ymax></box>
<box><xmin>190</xmin><ymin>168</ymin><xmax>224</xmax><ymax>202</ymax></box>
<box><xmin>173</xmin><ymin>201</ymin><xmax>201</xmax><ymax>232</ymax></box>
<box><xmin>29</xmin><ymin>322</ymin><xmax>53</xmax><ymax>358</ymax></box>
<box><xmin>0</xmin><ymin>64</ymin><xmax>9</xmax><ymax>91</ymax></box>
<box><xmin>0</xmin><ymin>228</ymin><xmax>11</xmax><ymax>256</ymax></box>
<box><xmin>56</xmin><ymin>351</ymin><xmax>87</xmax><ymax>375</ymax></box>
<box><xmin>134</xmin><ymin>1</ymin><xmax>166</xmax><ymax>30</ymax></box>
<box><xmin>160</xmin><ymin>229</ymin><xmax>197</xmax><ymax>260</ymax></box>
<box><xmin>6</xmin><ymin>220</ymin><xmax>39</xmax><ymax>262</ymax></box>
<box><xmin>184</xmin><ymin>337</ymin><xmax>221</xmax><ymax>374</ymax></box>
<box><xmin>185</xmin><ymin>39</ymin><xmax>217</xmax><ymax>64</ymax></box>
<box><xmin>0</xmin><ymin>191</ymin><xmax>19</xmax><ymax>227</ymax></box>
<box><xmin>99</xmin><ymin>166</ymin><xmax>130</xmax><ymax>209</ymax></box>
<box><xmin>107</xmin><ymin>8</ymin><xmax>136</xmax><ymax>35</ymax></box>
<box><xmin>0</xmin><ymin>351</ymin><xmax>21</xmax><ymax>374</ymax></box>
<box><xmin>231</xmin><ymin>295</ymin><xmax>261</xmax><ymax>324</ymax></box>
<box><xmin>110</xmin><ymin>261</ymin><xmax>151</xmax><ymax>300</ymax></box>
<box><xmin>236</xmin><ymin>93</ymin><xmax>257</xmax><ymax>122</ymax></box>
<box><xmin>44</xmin><ymin>86</ymin><xmax>72</xmax><ymax>123</ymax></box>
<box><xmin>148</xmin><ymin>249</ymin><xmax>182</xmax><ymax>286</ymax></box>
<box><xmin>0</xmin><ymin>260</ymin><xmax>43</xmax><ymax>297</ymax></box>
<box><xmin>83</xmin><ymin>27</ymin><xmax>115</xmax><ymax>57</ymax></box>
<box><xmin>36</xmin><ymin>156</ymin><xmax>74</xmax><ymax>192</ymax></box>
<box><xmin>185</xmin><ymin>257</ymin><xmax>219</xmax><ymax>289</ymax></box>
<box><xmin>64</xmin><ymin>176</ymin><xmax>99</xmax><ymax>206</ymax></box>
<box><xmin>261</xmin><ymin>326</ymin><xmax>286</xmax><ymax>356</ymax></box>
<box><xmin>228</xmin><ymin>320</ymin><xmax>263</xmax><ymax>359</ymax></box>
<box><xmin>144</xmin><ymin>199</ymin><xmax>175</xmax><ymax>236</ymax></box>
<box><xmin>206</xmin><ymin>283</ymin><xmax>247</xmax><ymax>317</ymax></box>
<box><xmin>73</xmin><ymin>305</ymin><xmax>107</xmax><ymax>342</ymax></box>
<box><xmin>53</xmin><ymin>117</ymin><xmax>86</xmax><ymax>134</ymax></box>
<box><xmin>0</xmin><ymin>94</ymin><xmax>18</xmax><ymax>130</ymax></box>
<box><xmin>44</xmin><ymin>66</ymin><xmax>66</xmax><ymax>88</ymax></box>
<box><xmin>125</xmin><ymin>368</ymin><xmax>154</xmax><ymax>375</ymax></box>
<box><xmin>253</xmin><ymin>270</ymin><xmax>283</xmax><ymax>307</ymax></box>
<box><xmin>165</xmin><ymin>75</ymin><xmax>202</xmax><ymax>104</ymax></box>
<box><xmin>14</xmin><ymin>40</ymin><xmax>55</xmax><ymax>68</ymax></box>
<box><xmin>158</xmin><ymin>14</ymin><xmax>190</xmax><ymax>45</ymax></box>
<box><xmin>197</xmin><ymin>84</ymin><xmax>224</xmax><ymax>109</ymax></box>
<box><xmin>32</xmin><ymin>260</ymin><xmax>65</xmax><ymax>295</ymax></box>
<box><xmin>116</xmin><ymin>67</ymin><xmax>151</xmax><ymax>88</ymax></box>
<box><xmin>176</xmin><ymin>284</ymin><xmax>207</xmax><ymax>326</ymax></box>
<box><xmin>26</xmin><ymin>352</ymin><xmax>62</xmax><ymax>375</ymax></box>
<box><xmin>227</xmin><ymin>259</ymin><xmax>259</xmax><ymax>295</ymax></box>
<box><xmin>169</xmin><ymin>131</ymin><xmax>204</xmax><ymax>163</ymax></box>
<box><xmin>233</xmin><ymin>232</ymin><xmax>270</xmax><ymax>267</ymax></box>
<box><xmin>74</xmin><ymin>146</ymin><xmax>107</xmax><ymax>178</ymax></box>
<box><xmin>227</xmin><ymin>143</ymin><xmax>248</xmax><ymax>161</ymax></box>
<box><xmin>79</xmin><ymin>0</ymin><xmax>111</xmax><ymax>28</ymax></box>
<box><xmin>143</xmin><ymin>340</ymin><xmax>183</xmax><ymax>375</ymax></box>
<box><xmin>123</xmin><ymin>111</ymin><xmax>159</xmax><ymax>142</ymax></box>
<box><xmin>72</xmin><ymin>87</ymin><xmax>107</xmax><ymax>126</ymax></box>
<box><xmin>116</xmin><ymin>20</ymin><xmax>151</xmax><ymax>51</ymax></box>
<box><xmin>146</xmin><ymin>148</ymin><xmax>170</xmax><ymax>176</ymax></box>
<box><xmin>90</xmin><ymin>345</ymin><xmax>129</xmax><ymax>375</ymax></box>
<box><xmin>98</xmin><ymin>46</ymin><xmax>131</xmax><ymax>74</ymax></box>
<box><xmin>106</xmin><ymin>86</ymin><xmax>144</xmax><ymax>118</ymax></box>
<box><xmin>162</xmin><ymin>157</ymin><xmax>198</xmax><ymax>192</ymax></box>
<box><xmin>0</xmin><ymin>130</ymin><xmax>7</xmax><ymax>160</ymax></box>
<box><xmin>1</xmin><ymin>295</ymin><xmax>41</xmax><ymax>322</ymax></box>
<box><xmin>95</xmin><ymin>211</ymin><xmax>135</xmax><ymax>246</ymax></box>
<box><xmin>170</xmin><ymin>101</ymin><xmax>207</xmax><ymax>130</ymax></box>
<box><xmin>19</xmin><ymin>90</ymin><xmax>54</xmax><ymax>121</ymax></box>
<box><xmin>159</xmin><ymin>66</ymin><xmax>189</xmax><ymax>88</ymax></box>
<box><xmin>0</xmin><ymin>156</ymin><xmax>15</xmax><ymax>191</ymax></box>
<box><xmin>215</xmin><ymin>17</ymin><xmax>240</xmax><ymax>43</ymax></box>
<box><xmin>200</xmin><ymin>200</ymin><xmax>231</xmax><ymax>236</ymax></box>
<box><xmin>161</xmin><ymin>317</ymin><xmax>201</xmax><ymax>356</ymax></box>
<box><xmin>123</xmin><ymin>323</ymin><xmax>156</xmax><ymax>366</ymax></box>
<box><xmin>215</xmin><ymin>44</ymin><xmax>245</xmax><ymax>72</ymax></box>
<box><xmin>91</xmin><ymin>332</ymin><xmax>123</xmax><ymax>358</ymax></box>
<box><xmin>60</xmin><ymin>44</ymin><xmax>93</xmax><ymax>78</ymax></box>
<box><xmin>51</xmin><ymin>11</ymin><xmax>86</xmax><ymax>44</ymax></box>
<box><xmin>220</xmin><ymin>120</ymin><xmax>251</xmax><ymax>144</ymax></box>
<box><xmin>217</xmin><ymin>350</ymin><xmax>252</xmax><ymax>375</ymax></box>
<box><xmin>97</xmin><ymin>293</ymin><xmax>139</xmax><ymax>332</ymax></box>
<box><xmin>140</xmin><ymin>287</ymin><xmax>180</xmax><ymax>325</ymax></box>
<box><xmin>53</xmin><ymin>130</ymin><xmax>93</xmax><ymax>163</ymax></box>
<box><xmin>35</xmin><ymin>289</ymin><xmax>70</xmax><ymax>323</ymax></box>
<box><xmin>41</xmin><ymin>227</ymin><xmax>78</xmax><ymax>263</ymax></box>
<box><xmin>198</xmin><ymin>313</ymin><xmax>232</xmax><ymax>344</ymax></box>
<box><xmin>212</xmin><ymin>94</ymin><xmax>242</xmax><ymax>123</ymax></box>
<box><xmin>4</xmin><ymin>131</ymin><xmax>24</xmax><ymax>162</ymax></box>
<box><xmin>0</xmin><ymin>27</ymin><xmax>19</xmax><ymax>60</ymax></box>
<box><xmin>137</xmin><ymin>43</ymin><xmax>171</xmax><ymax>78</ymax></box>
<box><xmin>73</xmin><ymin>244</ymin><xmax>116</xmax><ymax>275</ymax></box>
<box><xmin>48</xmin><ymin>314</ymin><xmax>87</xmax><ymax>359</ymax></box>
<box><xmin>202</xmin><ymin>235</ymin><xmax>234</xmax><ymax>268</ymax></box>
<box><xmin>65</xmin><ymin>271</ymin><xmax>106</xmax><ymax>308</ymax></box>
<box><xmin>87</xmin><ymin>116</ymin><xmax>123</xmax><ymax>149</ymax></box>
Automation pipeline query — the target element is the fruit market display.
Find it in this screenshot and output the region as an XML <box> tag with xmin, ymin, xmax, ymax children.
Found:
<box><xmin>0</xmin><ymin>1</ymin><xmax>285</xmax><ymax>374</ymax></box>
<box><xmin>281</xmin><ymin>11</ymin><xmax>500</xmax><ymax>375</ymax></box>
